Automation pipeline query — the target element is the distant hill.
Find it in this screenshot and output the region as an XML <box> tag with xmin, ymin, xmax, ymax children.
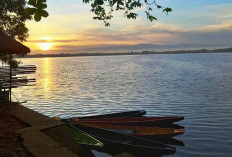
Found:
<box><xmin>60</xmin><ymin>43</ymin><xmax>212</xmax><ymax>53</ymax></box>
<box><xmin>212</xmin><ymin>47</ymin><xmax>232</xmax><ymax>52</ymax></box>
<box><xmin>31</xmin><ymin>43</ymin><xmax>219</xmax><ymax>54</ymax></box>
<box><xmin>25</xmin><ymin>47</ymin><xmax>232</xmax><ymax>58</ymax></box>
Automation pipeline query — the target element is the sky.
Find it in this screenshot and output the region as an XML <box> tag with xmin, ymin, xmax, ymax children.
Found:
<box><xmin>24</xmin><ymin>0</ymin><xmax>232</xmax><ymax>54</ymax></box>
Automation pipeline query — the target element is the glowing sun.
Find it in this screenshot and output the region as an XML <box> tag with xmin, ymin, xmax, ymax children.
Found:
<box><xmin>38</xmin><ymin>43</ymin><xmax>54</xmax><ymax>51</ymax></box>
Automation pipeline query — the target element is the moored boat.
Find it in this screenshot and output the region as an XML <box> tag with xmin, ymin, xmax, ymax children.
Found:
<box><xmin>63</xmin><ymin>110</ymin><xmax>146</xmax><ymax>122</ymax></box>
<box><xmin>144</xmin><ymin>136</ymin><xmax>185</xmax><ymax>146</ymax></box>
<box><xmin>69</xmin><ymin>123</ymin><xmax>176</xmax><ymax>155</ymax></box>
<box><xmin>72</xmin><ymin>116</ymin><xmax>184</xmax><ymax>126</ymax></box>
<box><xmin>75</xmin><ymin>122</ymin><xmax>184</xmax><ymax>138</ymax></box>
<box><xmin>67</xmin><ymin>124</ymin><xmax>104</xmax><ymax>150</ymax></box>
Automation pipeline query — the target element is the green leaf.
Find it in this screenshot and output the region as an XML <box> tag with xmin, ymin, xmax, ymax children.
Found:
<box><xmin>34</xmin><ymin>12</ymin><xmax>42</xmax><ymax>22</ymax></box>
<box><xmin>38</xmin><ymin>0</ymin><xmax>47</xmax><ymax>3</ymax></box>
<box><xmin>145</xmin><ymin>11</ymin><xmax>157</xmax><ymax>22</ymax></box>
<box><xmin>40</xmin><ymin>4</ymin><xmax>47</xmax><ymax>9</ymax></box>
<box><xmin>25</xmin><ymin>7</ymin><xmax>37</xmax><ymax>15</ymax></box>
<box><xmin>97</xmin><ymin>0</ymin><xmax>104</xmax><ymax>5</ymax></box>
<box><xmin>40</xmin><ymin>10</ymin><xmax>49</xmax><ymax>17</ymax></box>
<box><xmin>37</xmin><ymin>2</ymin><xmax>47</xmax><ymax>9</ymax></box>
<box><xmin>28</xmin><ymin>0</ymin><xmax>37</xmax><ymax>6</ymax></box>
<box><xmin>163</xmin><ymin>7</ymin><xmax>172</xmax><ymax>14</ymax></box>
<box><xmin>93</xmin><ymin>17</ymin><xmax>101</xmax><ymax>20</ymax></box>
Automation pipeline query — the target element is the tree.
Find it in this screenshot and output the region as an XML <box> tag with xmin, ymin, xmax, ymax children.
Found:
<box><xmin>0</xmin><ymin>0</ymin><xmax>31</xmax><ymax>67</ymax></box>
<box><xmin>0</xmin><ymin>0</ymin><xmax>31</xmax><ymax>42</ymax></box>
<box><xmin>25</xmin><ymin>0</ymin><xmax>172</xmax><ymax>26</ymax></box>
<box><xmin>81</xmin><ymin>0</ymin><xmax>172</xmax><ymax>26</ymax></box>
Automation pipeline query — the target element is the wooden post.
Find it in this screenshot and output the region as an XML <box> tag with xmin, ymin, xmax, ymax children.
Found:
<box><xmin>9</xmin><ymin>62</ymin><xmax>12</xmax><ymax>102</ymax></box>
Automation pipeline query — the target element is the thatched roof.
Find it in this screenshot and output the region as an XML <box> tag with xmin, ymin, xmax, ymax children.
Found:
<box><xmin>0</xmin><ymin>30</ymin><xmax>30</xmax><ymax>54</ymax></box>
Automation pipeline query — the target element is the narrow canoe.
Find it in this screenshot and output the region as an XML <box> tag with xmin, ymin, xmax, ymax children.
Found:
<box><xmin>73</xmin><ymin>116</ymin><xmax>184</xmax><ymax>126</ymax></box>
<box><xmin>67</xmin><ymin>124</ymin><xmax>104</xmax><ymax>149</ymax></box>
<box><xmin>75</xmin><ymin>122</ymin><xmax>185</xmax><ymax>138</ymax></box>
<box><xmin>63</xmin><ymin>110</ymin><xmax>146</xmax><ymax>122</ymax></box>
<box><xmin>152</xmin><ymin>123</ymin><xmax>185</xmax><ymax>129</ymax></box>
<box><xmin>145</xmin><ymin>136</ymin><xmax>185</xmax><ymax>146</ymax></box>
<box><xmin>70</xmin><ymin>123</ymin><xmax>176</xmax><ymax>155</ymax></box>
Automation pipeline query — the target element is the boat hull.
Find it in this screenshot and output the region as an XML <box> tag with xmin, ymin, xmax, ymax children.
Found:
<box><xmin>76</xmin><ymin>116</ymin><xmax>184</xmax><ymax>127</ymax></box>
<box><xmin>67</xmin><ymin>124</ymin><xmax>103</xmax><ymax>150</ymax></box>
<box><xmin>75</xmin><ymin>122</ymin><xmax>184</xmax><ymax>138</ymax></box>
<box><xmin>70</xmin><ymin>123</ymin><xmax>176</xmax><ymax>155</ymax></box>
<box><xmin>63</xmin><ymin>110</ymin><xmax>146</xmax><ymax>122</ymax></box>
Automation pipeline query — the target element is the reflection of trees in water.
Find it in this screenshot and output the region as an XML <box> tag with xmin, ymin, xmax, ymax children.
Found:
<box><xmin>81</xmin><ymin>135</ymin><xmax>185</xmax><ymax>157</ymax></box>
<box><xmin>74</xmin><ymin>121</ymin><xmax>185</xmax><ymax>157</ymax></box>
<box><xmin>79</xmin><ymin>123</ymin><xmax>185</xmax><ymax>157</ymax></box>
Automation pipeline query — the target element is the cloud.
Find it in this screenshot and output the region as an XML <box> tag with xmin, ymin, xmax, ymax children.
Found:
<box><xmin>53</xmin><ymin>20</ymin><xmax>232</xmax><ymax>51</ymax></box>
<box><xmin>26</xmin><ymin>1</ymin><xmax>232</xmax><ymax>54</ymax></box>
<box><xmin>28</xmin><ymin>39</ymin><xmax>79</xmax><ymax>43</ymax></box>
<box><xmin>200</xmin><ymin>21</ymin><xmax>232</xmax><ymax>32</ymax></box>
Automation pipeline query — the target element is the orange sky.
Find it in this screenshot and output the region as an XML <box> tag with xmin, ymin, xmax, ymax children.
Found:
<box><xmin>24</xmin><ymin>1</ymin><xmax>232</xmax><ymax>54</ymax></box>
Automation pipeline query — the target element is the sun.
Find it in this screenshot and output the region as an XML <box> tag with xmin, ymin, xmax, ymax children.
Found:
<box><xmin>38</xmin><ymin>43</ymin><xmax>54</xmax><ymax>51</ymax></box>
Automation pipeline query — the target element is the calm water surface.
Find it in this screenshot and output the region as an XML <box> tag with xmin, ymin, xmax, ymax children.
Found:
<box><xmin>14</xmin><ymin>53</ymin><xmax>232</xmax><ymax>157</ymax></box>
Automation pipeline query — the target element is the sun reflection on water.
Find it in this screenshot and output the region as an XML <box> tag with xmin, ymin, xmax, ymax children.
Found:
<box><xmin>43</xmin><ymin>58</ymin><xmax>51</xmax><ymax>92</ymax></box>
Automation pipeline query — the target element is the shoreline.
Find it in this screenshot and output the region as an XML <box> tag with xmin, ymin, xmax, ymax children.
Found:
<box><xmin>0</xmin><ymin>99</ymin><xmax>133</xmax><ymax>157</ymax></box>
<box><xmin>20</xmin><ymin>49</ymin><xmax>232</xmax><ymax>59</ymax></box>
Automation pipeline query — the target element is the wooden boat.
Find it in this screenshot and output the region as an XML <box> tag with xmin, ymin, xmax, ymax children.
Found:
<box><xmin>69</xmin><ymin>123</ymin><xmax>176</xmax><ymax>155</ymax></box>
<box><xmin>63</xmin><ymin>110</ymin><xmax>146</xmax><ymax>122</ymax></box>
<box><xmin>74</xmin><ymin>122</ymin><xmax>185</xmax><ymax>146</ymax></box>
<box><xmin>67</xmin><ymin>124</ymin><xmax>104</xmax><ymax>149</ymax></box>
<box><xmin>152</xmin><ymin>123</ymin><xmax>185</xmax><ymax>129</ymax></box>
<box><xmin>73</xmin><ymin>116</ymin><xmax>184</xmax><ymax>126</ymax></box>
<box><xmin>145</xmin><ymin>136</ymin><xmax>185</xmax><ymax>146</ymax></box>
<box><xmin>75</xmin><ymin>122</ymin><xmax>184</xmax><ymax>138</ymax></box>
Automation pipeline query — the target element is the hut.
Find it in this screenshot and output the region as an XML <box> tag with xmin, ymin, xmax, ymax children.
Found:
<box><xmin>0</xmin><ymin>30</ymin><xmax>35</xmax><ymax>101</ymax></box>
<box><xmin>0</xmin><ymin>30</ymin><xmax>30</xmax><ymax>54</ymax></box>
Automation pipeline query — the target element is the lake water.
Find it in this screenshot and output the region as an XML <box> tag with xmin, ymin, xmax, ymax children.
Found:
<box><xmin>14</xmin><ymin>53</ymin><xmax>232</xmax><ymax>157</ymax></box>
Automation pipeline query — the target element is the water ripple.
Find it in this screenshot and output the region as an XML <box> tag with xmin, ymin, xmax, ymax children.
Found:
<box><xmin>14</xmin><ymin>53</ymin><xmax>232</xmax><ymax>157</ymax></box>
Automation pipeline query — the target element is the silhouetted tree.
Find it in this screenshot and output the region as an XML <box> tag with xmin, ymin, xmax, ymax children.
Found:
<box><xmin>81</xmin><ymin>0</ymin><xmax>172</xmax><ymax>26</ymax></box>
<box><xmin>0</xmin><ymin>0</ymin><xmax>31</xmax><ymax>42</ymax></box>
<box><xmin>25</xmin><ymin>0</ymin><xmax>171</xmax><ymax>26</ymax></box>
<box><xmin>0</xmin><ymin>0</ymin><xmax>31</xmax><ymax>67</ymax></box>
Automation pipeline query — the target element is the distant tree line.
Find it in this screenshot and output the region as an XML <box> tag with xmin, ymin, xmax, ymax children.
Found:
<box><xmin>22</xmin><ymin>47</ymin><xmax>232</xmax><ymax>59</ymax></box>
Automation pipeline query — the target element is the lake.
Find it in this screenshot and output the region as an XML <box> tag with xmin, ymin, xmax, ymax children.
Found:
<box><xmin>14</xmin><ymin>53</ymin><xmax>232</xmax><ymax>157</ymax></box>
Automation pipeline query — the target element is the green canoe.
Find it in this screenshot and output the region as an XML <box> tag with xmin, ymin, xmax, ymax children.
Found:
<box><xmin>68</xmin><ymin>123</ymin><xmax>104</xmax><ymax>149</ymax></box>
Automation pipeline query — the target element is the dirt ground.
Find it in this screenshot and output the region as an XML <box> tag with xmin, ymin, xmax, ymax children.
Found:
<box><xmin>0</xmin><ymin>99</ymin><xmax>33</xmax><ymax>157</ymax></box>
<box><xmin>0</xmin><ymin>98</ymin><xmax>133</xmax><ymax>157</ymax></box>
